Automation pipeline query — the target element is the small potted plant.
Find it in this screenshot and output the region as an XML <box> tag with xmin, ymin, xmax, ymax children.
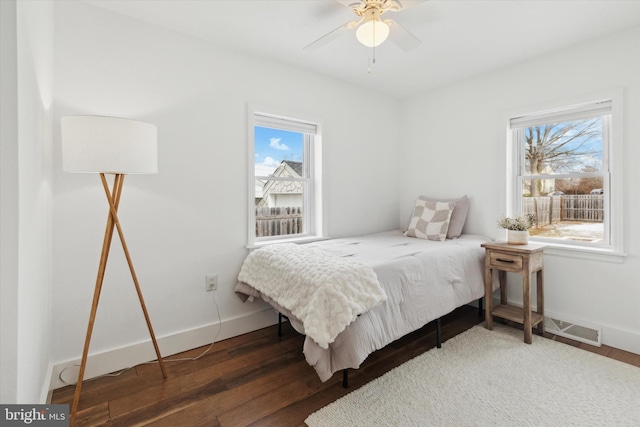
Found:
<box><xmin>496</xmin><ymin>213</ymin><xmax>535</xmax><ymax>245</ymax></box>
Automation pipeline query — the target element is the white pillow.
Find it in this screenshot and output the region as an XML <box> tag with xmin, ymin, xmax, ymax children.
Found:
<box><xmin>404</xmin><ymin>199</ymin><xmax>455</xmax><ymax>242</ymax></box>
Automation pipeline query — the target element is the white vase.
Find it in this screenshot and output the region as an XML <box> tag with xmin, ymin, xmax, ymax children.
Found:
<box><xmin>507</xmin><ymin>230</ymin><xmax>529</xmax><ymax>245</ymax></box>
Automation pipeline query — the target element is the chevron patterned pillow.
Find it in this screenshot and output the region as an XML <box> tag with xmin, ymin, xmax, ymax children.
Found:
<box><xmin>404</xmin><ymin>199</ymin><xmax>455</xmax><ymax>242</ymax></box>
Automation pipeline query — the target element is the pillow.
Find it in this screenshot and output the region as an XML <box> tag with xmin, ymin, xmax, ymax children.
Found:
<box><xmin>404</xmin><ymin>199</ymin><xmax>455</xmax><ymax>242</ymax></box>
<box><xmin>418</xmin><ymin>195</ymin><xmax>469</xmax><ymax>239</ymax></box>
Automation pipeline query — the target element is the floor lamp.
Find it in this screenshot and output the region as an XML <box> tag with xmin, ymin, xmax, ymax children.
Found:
<box><xmin>61</xmin><ymin>116</ymin><xmax>167</xmax><ymax>426</ymax></box>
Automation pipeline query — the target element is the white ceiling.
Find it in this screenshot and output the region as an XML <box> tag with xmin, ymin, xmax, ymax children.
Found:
<box><xmin>82</xmin><ymin>0</ymin><xmax>640</xmax><ymax>99</ymax></box>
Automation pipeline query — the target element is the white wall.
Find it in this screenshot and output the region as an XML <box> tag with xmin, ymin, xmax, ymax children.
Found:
<box><xmin>17</xmin><ymin>0</ymin><xmax>55</xmax><ymax>403</ymax></box>
<box><xmin>400</xmin><ymin>27</ymin><xmax>640</xmax><ymax>353</ymax></box>
<box><xmin>0</xmin><ymin>0</ymin><xmax>54</xmax><ymax>403</ymax></box>
<box><xmin>50</xmin><ymin>1</ymin><xmax>401</xmax><ymax>384</ymax></box>
<box><xmin>0</xmin><ymin>0</ymin><xmax>20</xmax><ymax>404</ymax></box>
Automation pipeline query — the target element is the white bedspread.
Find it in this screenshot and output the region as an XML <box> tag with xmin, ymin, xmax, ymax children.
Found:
<box><xmin>235</xmin><ymin>230</ymin><xmax>495</xmax><ymax>382</ymax></box>
<box><xmin>237</xmin><ymin>243</ymin><xmax>386</xmax><ymax>349</ymax></box>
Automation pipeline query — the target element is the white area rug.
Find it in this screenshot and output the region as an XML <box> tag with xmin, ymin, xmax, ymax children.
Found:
<box><xmin>305</xmin><ymin>325</ymin><xmax>640</xmax><ymax>427</ymax></box>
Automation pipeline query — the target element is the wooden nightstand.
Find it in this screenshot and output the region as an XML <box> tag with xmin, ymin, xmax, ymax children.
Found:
<box><xmin>482</xmin><ymin>242</ymin><xmax>546</xmax><ymax>344</ymax></box>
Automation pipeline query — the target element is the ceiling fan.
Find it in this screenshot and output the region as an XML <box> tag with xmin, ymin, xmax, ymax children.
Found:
<box><xmin>304</xmin><ymin>0</ymin><xmax>422</xmax><ymax>52</ymax></box>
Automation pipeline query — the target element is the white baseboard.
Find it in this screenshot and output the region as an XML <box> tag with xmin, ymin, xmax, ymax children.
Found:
<box><xmin>47</xmin><ymin>307</ymin><xmax>278</xmax><ymax>392</ymax></box>
<box><xmin>599</xmin><ymin>323</ymin><xmax>640</xmax><ymax>355</ymax></box>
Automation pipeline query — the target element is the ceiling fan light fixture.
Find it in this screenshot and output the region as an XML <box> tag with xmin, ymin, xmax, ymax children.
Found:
<box><xmin>356</xmin><ymin>18</ymin><xmax>389</xmax><ymax>47</ymax></box>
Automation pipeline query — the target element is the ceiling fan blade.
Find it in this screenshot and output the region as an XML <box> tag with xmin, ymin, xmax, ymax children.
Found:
<box><xmin>304</xmin><ymin>19</ymin><xmax>361</xmax><ymax>50</ymax></box>
<box><xmin>385</xmin><ymin>19</ymin><xmax>421</xmax><ymax>51</ymax></box>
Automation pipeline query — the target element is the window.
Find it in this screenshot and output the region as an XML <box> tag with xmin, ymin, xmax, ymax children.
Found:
<box><xmin>508</xmin><ymin>96</ymin><xmax>622</xmax><ymax>254</ymax></box>
<box><xmin>248</xmin><ymin>109</ymin><xmax>323</xmax><ymax>247</ymax></box>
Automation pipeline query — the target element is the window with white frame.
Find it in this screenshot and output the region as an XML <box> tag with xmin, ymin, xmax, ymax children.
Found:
<box><xmin>248</xmin><ymin>109</ymin><xmax>322</xmax><ymax>247</ymax></box>
<box><xmin>509</xmin><ymin>98</ymin><xmax>620</xmax><ymax>252</ymax></box>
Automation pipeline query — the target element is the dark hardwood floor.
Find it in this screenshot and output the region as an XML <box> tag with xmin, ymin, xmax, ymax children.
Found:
<box><xmin>51</xmin><ymin>305</ymin><xmax>640</xmax><ymax>427</ymax></box>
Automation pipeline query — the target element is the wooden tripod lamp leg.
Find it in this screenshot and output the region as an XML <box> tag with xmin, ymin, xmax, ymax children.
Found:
<box><xmin>100</xmin><ymin>174</ymin><xmax>167</xmax><ymax>378</ymax></box>
<box><xmin>70</xmin><ymin>174</ymin><xmax>122</xmax><ymax>426</ymax></box>
<box><xmin>69</xmin><ymin>173</ymin><xmax>166</xmax><ymax>426</ymax></box>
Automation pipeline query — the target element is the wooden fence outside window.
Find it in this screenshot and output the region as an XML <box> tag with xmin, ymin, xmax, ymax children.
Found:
<box><xmin>523</xmin><ymin>195</ymin><xmax>604</xmax><ymax>226</ymax></box>
<box><xmin>256</xmin><ymin>207</ymin><xmax>303</xmax><ymax>237</ymax></box>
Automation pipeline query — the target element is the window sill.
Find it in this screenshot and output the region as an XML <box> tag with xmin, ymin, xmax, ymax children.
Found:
<box><xmin>530</xmin><ymin>239</ymin><xmax>626</xmax><ymax>263</ymax></box>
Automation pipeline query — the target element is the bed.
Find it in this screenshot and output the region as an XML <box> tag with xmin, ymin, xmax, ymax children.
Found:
<box><xmin>235</xmin><ymin>228</ymin><xmax>496</xmax><ymax>385</ymax></box>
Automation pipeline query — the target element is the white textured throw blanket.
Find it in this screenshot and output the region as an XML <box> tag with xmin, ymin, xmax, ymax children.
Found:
<box><xmin>237</xmin><ymin>243</ymin><xmax>386</xmax><ymax>349</ymax></box>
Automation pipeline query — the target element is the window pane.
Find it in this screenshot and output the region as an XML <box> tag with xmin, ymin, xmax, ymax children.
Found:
<box><xmin>523</xmin><ymin>118</ymin><xmax>603</xmax><ymax>177</ymax></box>
<box><xmin>521</xmin><ymin>180</ymin><xmax>604</xmax><ymax>243</ymax></box>
<box><xmin>254</xmin><ymin>126</ymin><xmax>304</xmax><ymax>177</ymax></box>
<box><xmin>254</xmin><ymin>125</ymin><xmax>306</xmax><ymax>239</ymax></box>
<box><xmin>255</xmin><ymin>179</ymin><xmax>305</xmax><ymax>238</ymax></box>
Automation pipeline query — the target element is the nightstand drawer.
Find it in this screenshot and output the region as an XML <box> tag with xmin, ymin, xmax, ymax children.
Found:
<box><xmin>489</xmin><ymin>252</ymin><xmax>523</xmax><ymax>269</ymax></box>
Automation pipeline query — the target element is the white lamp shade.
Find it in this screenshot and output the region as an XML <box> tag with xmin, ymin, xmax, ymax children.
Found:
<box><xmin>356</xmin><ymin>19</ymin><xmax>390</xmax><ymax>47</ymax></box>
<box><xmin>61</xmin><ymin>116</ymin><xmax>158</xmax><ymax>174</ymax></box>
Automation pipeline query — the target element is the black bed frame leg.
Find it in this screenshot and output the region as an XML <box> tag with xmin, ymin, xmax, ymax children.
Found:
<box><xmin>436</xmin><ymin>318</ymin><xmax>442</xmax><ymax>348</ymax></box>
<box><xmin>479</xmin><ymin>296</ymin><xmax>484</xmax><ymax>319</ymax></box>
<box><xmin>342</xmin><ymin>369</ymin><xmax>348</xmax><ymax>388</ymax></box>
<box><xmin>278</xmin><ymin>312</ymin><xmax>283</xmax><ymax>337</ymax></box>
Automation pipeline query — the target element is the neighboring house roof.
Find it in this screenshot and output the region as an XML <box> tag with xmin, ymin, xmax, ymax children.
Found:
<box><xmin>282</xmin><ymin>160</ymin><xmax>302</xmax><ymax>176</ymax></box>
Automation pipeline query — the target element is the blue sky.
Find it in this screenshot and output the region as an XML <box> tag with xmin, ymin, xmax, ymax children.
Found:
<box><xmin>254</xmin><ymin>126</ymin><xmax>303</xmax><ymax>175</ymax></box>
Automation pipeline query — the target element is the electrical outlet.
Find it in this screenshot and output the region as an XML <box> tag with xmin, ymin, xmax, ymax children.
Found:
<box><xmin>205</xmin><ymin>274</ymin><xmax>217</xmax><ymax>291</ymax></box>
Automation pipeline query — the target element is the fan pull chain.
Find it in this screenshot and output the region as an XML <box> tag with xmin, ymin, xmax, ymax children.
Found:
<box><xmin>368</xmin><ymin>45</ymin><xmax>378</xmax><ymax>74</ymax></box>
<box><xmin>373</xmin><ymin>20</ymin><xmax>377</xmax><ymax>64</ymax></box>
<box><xmin>368</xmin><ymin>23</ymin><xmax>377</xmax><ymax>74</ymax></box>
<box><xmin>369</xmin><ymin>47</ymin><xmax>377</xmax><ymax>73</ymax></box>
